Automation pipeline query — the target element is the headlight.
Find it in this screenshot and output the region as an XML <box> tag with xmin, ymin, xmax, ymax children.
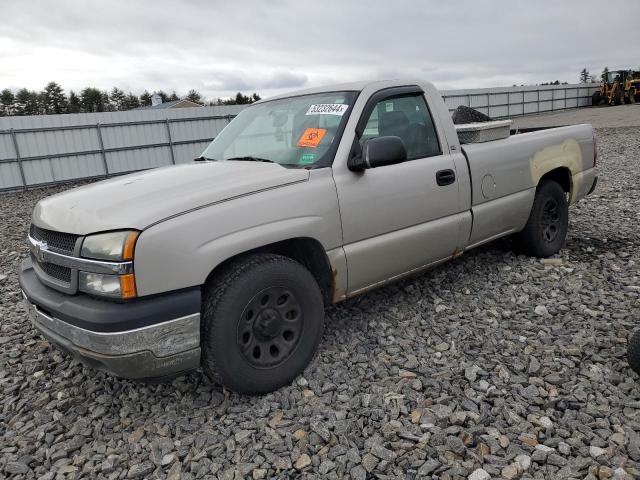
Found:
<box><xmin>79</xmin><ymin>272</ymin><xmax>137</xmax><ymax>299</ymax></box>
<box><xmin>81</xmin><ymin>231</ymin><xmax>139</xmax><ymax>261</ymax></box>
<box><xmin>80</xmin><ymin>230</ymin><xmax>139</xmax><ymax>299</ymax></box>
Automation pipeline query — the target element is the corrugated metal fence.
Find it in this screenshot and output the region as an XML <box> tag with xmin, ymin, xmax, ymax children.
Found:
<box><xmin>0</xmin><ymin>83</ymin><xmax>599</xmax><ymax>192</ymax></box>
<box><xmin>442</xmin><ymin>83</ymin><xmax>600</xmax><ymax>118</ymax></box>
<box><xmin>0</xmin><ymin>105</ymin><xmax>244</xmax><ymax>191</ymax></box>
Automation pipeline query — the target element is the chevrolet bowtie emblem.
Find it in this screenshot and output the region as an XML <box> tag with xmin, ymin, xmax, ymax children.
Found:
<box><xmin>34</xmin><ymin>240</ymin><xmax>48</xmax><ymax>262</ymax></box>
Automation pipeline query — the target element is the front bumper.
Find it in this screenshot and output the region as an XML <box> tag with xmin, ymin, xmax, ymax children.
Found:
<box><xmin>19</xmin><ymin>258</ymin><xmax>201</xmax><ymax>380</ymax></box>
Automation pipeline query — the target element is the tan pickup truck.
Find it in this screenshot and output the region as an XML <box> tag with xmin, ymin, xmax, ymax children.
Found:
<box><xmin>19</xmin><ymin>79</ymin><xmax>597</xmax><ymax>393</ymax></box>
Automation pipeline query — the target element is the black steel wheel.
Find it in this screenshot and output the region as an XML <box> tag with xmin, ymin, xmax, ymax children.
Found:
<box><xmin>237</xmin><ymin>286</ymin><xmax>304</xmax><ymax>368</ymax></box>
<box><xmin>513</xmin><ymin>179</ymin><xmax>568</xmax><ymax>257</ymax></box>
<box><xmin>201</xmin><ymin>253</ymin><xmax>324</xmax><ymax>394</ymax></box>
<box><xmin>540</xmin><ymin>198</ymin><xmax>561</xmax><ymax>243</ymax></box>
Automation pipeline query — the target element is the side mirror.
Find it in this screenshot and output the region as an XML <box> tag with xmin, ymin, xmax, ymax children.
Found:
<box><xmin>348</xmin><ymin>136</ymin><xmax>407</xmax><ymax>171</ymax></box>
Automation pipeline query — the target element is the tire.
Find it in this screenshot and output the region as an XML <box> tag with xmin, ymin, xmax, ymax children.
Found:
<box><xmin>628</xmin><ymin>330</ymin><xmax>640</xmax><ymax>375</ymax></box>
<box><xmin>513</xmin><ymin>180</ymin><xmax>569</xmax><ymax>257</ymax></box>
<box><xmin>614</xmin><ymin>89</ymin><xmax>622</xmax><ymax>105</ymax></box>
<box><xmin>592</xmin><ymin>91</ymin><xmax>602</xmax><ymax>106</ymax></box>
<box><xmin>201</xmin><ymin>253</ymin><xmax>324</xmax><ymax>394</ymax></box>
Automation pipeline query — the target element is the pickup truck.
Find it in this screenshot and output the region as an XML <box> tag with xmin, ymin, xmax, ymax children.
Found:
<box><xmin>19</xmin><ymin>79</ymin><xmax>598</xmax><ymax>394</ymax></box>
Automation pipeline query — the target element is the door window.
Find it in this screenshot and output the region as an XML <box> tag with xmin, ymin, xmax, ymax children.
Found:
<box><xmin>360</xmin><ymin>94</ymin><xmax>441</xmax><ymax>159</ymax></box>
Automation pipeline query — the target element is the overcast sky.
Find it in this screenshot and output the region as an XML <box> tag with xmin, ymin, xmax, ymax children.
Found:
<box><xmin>1</xmin><ymin>0</ymin><xmax>637</xmax><ymax>100</ymax></box>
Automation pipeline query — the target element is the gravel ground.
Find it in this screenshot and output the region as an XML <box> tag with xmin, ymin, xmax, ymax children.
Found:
<box><xmin>1</xmin><ymin>127</ymin><xmax>640</xmax><ymax>480</ymax></box>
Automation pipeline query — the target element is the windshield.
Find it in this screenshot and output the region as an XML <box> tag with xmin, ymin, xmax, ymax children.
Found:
<box><xmin>200</xmin><ymin>91</ymin><xmax>358</xmax><ymax>167</ymax></box>
<box><xmin>607</xmin><ymin>72</ymin><xmax>623</xmax><ymax>83</ymax></box>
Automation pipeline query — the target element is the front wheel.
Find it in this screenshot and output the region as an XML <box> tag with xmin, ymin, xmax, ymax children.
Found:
<box><xmin>201</xmin><ymin>253</ymin><xmax>324</xmax><ymax>394</ymax></box>
<box><xmin>592</xmin><ymin>91</ymin><xmax>602</xmax><ymax>106</ymax></box>
<box><xmin>513</xmin><ymin>179</ymin><xmax>569</xmax><ymax>257</ymax></box>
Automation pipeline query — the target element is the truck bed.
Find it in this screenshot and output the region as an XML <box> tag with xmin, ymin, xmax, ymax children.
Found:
<box><xmin>460</xmin><ymin>123</ymin><xmax>596</xmax><ymax>247</ymax></box>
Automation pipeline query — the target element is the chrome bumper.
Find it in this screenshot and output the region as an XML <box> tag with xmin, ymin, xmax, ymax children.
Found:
<box><xmin>23</xmin><ymin>293</ymin><xmax>201</xmax><ymax>380</ymax></box>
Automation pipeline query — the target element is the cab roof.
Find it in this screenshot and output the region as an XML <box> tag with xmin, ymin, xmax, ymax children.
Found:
<box><xmin>259</xmin><ymin>79</ymin><xmax>420</xmax><ymax>103</ymax></box>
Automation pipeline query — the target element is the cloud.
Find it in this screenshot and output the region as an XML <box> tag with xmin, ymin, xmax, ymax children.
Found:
<box><xmin>0</xmin><ymin>0</ymin><xmax>636</xmax><ymax>99</ymax></box>
<box><xmin>201</xmin><ymin>70</ymin><xmax>308</xmax><ymax>93</ymax></box>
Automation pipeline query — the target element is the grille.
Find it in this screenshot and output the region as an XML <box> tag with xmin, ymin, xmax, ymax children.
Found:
<box><xmin>40</xmin><ymin>261</ymin><xmax>72</xmax><ymax>283</ymax></box>
<box><xmin>31</xmin><ymin>252</ymin><xmax>72</xmax><ymax>284</ymax></box>
<box><xmin>30</xmin><ymin>224</ymin><xmax>79</xmax><ymax>253</ymax></box>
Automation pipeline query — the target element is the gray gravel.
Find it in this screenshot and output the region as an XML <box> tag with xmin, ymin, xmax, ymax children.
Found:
<box><xmin>1</xmin><ymin>127</ymin><xmax>640</xmax><ymax>479</ymax></box>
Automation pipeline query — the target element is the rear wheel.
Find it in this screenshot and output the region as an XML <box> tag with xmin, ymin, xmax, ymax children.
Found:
<box><xmin>201</xmin><ymin>253</ymin><xmax>324</xmax><ymax>394</ymax></box>
<box><xmin>513</xmin><ymin>180</ymin><xmax>568</xmax><ymax>257</ymax></box>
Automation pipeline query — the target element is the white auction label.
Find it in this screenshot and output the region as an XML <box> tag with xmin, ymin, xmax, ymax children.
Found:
<box><xmin>306</xmin><ymin>104</ymin><xmax>349</xmax><ymax>116</ymax></box>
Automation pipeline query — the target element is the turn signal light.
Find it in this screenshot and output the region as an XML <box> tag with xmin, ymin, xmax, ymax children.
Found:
<box><xmin>120</xmin><ymin>274</ymin><xmax>137</xmax><ymax>299</ymax></box>
<box><xmin>123</xmin><ymin>232</ymin><xmax>140</xmax><ymax>261</ymax></box>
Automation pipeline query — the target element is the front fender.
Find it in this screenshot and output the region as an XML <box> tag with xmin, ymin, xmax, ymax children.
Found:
<box><xmin>133</xmin><ymin>169</ymin><xmax>342</xmax><ymax>296</ymax></box>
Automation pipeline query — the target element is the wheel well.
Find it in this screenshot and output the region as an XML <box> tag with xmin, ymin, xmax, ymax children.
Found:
<box><xmin>204</xmin><ymin>238</ymin><xmax>334</xmax><ymax>306</ymax></box>
<box><xmin>539</xmin><ymin>167</ymin><xmax>571</xmax><ymax>194</ymax></box>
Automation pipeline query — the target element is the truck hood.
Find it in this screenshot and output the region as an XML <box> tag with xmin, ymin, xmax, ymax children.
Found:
<box><xmin>32</xmin><ymin>161</ymin><xmax>309</xmax><ymax>234</ymax></box>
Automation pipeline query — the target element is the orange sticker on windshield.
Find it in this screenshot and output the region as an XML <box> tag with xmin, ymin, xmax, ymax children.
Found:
<box><xmin>297</xmin><ymin>128</ymin><xmax>326</xmax><ymax>148</ymax></box>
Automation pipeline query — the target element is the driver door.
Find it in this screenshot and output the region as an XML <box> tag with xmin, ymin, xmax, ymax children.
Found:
<box><xmin>333</xmin><ymin>87</ymin><xmax>465</xmax><ymax>295</ymax></box>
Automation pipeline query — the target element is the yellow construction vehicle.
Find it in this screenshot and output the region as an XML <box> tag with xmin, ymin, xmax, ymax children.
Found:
<box><xmin>627</xmin><ymin>71</ymin><xmax>640</xmax><ymax>104</ymax></box>
<box><xmin>593</xmin><ymin>69</ymin><xmax>640</xmax><ymax>106</ymax></box>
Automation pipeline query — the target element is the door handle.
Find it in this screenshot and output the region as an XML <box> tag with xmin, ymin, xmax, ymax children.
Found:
<box><xmin>436</xmin><ymin>169</ymin><xmax>456</xmax><ymax>186</ymax></box>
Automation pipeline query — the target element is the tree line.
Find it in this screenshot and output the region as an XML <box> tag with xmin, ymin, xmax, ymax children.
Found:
<box><xmin>514</xmin><ymin>68</ymin><xmax>630</xmax><ymax>88</ymax></box>
<box><xmin>523</xmin><ymin>68</ymin><xmax>601</xmax><ymax>86</ymax></box>
<box><xmin>0</xmin><ymin>82</ymin><xmax>261</xmax><ymax>116</ymax></box>
<box><xmin>578</xmin><ymin>68</ymin><xmax>602</xmax><ymax>84</ymax></box>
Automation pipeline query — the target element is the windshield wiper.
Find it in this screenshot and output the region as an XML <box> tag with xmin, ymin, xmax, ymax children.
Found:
<box><xmin>226</xmin><ymin>156</ymin><xmax>275</xmax><ymax>163</ymax></box>
<box><xmin>194</xmin><ymin>156</ymin><xmax>217</xmax><ymax>162</ymax></box>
